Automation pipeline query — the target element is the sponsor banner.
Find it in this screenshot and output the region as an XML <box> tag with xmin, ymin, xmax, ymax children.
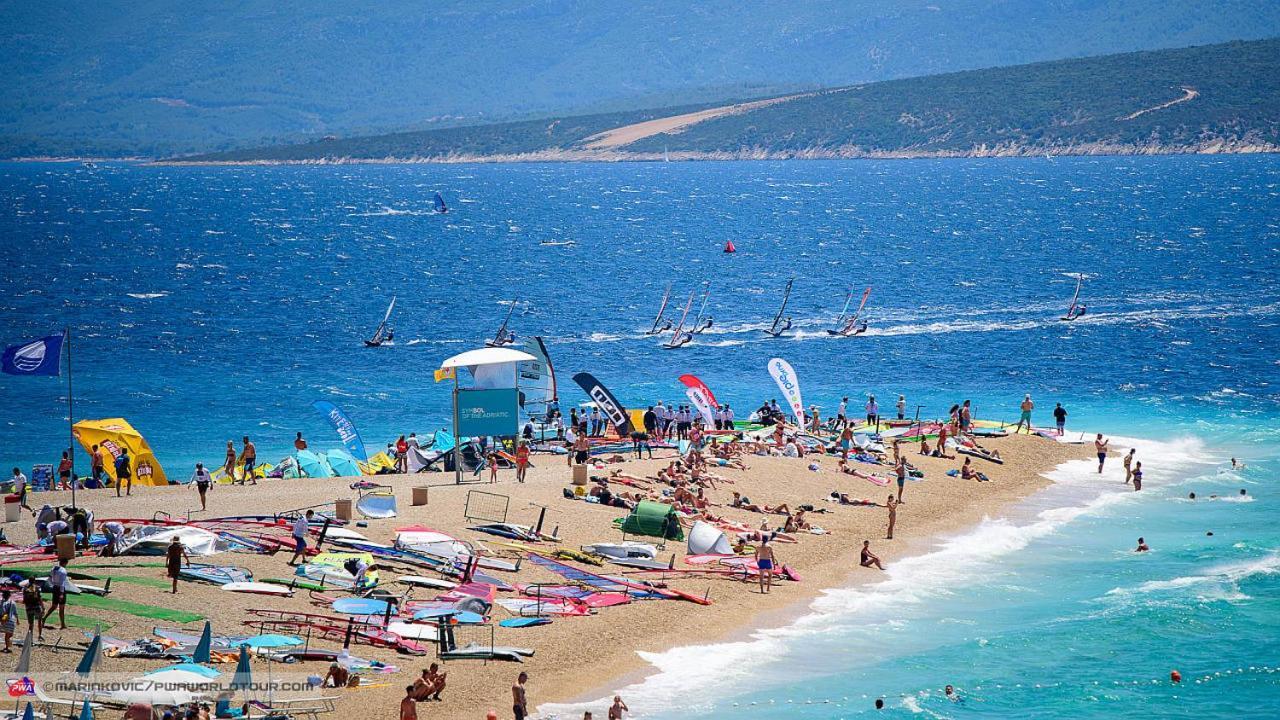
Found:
<box><xmin>457</xmin><ymin>388</ymin><xmax>520</xmax><ymax>438</ymax></box>
<box><xmin>767</xmin><ymin>357</ymin><xmax>804</xmax><ymax>425</ymax></box>
<box><xmin>312</xmin><ymin>400</ymin><xmax>369</xmax><ymax>461</ymax></box>
<box><xmin>571</xmin><ymin>372</ymin><xmax>633</xmax><ymax>435</ymax></box>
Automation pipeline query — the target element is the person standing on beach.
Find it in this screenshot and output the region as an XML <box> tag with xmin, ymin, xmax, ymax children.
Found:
<box><xmin>294</xmin><ymin>432</ymin><xmax>307</xmax><ymax>451</ymax></box>
<box><xmin>90</xmin><ymin>444</ymin><xmax>104</xmax><ymax>488</ymax></box>
<box><xmin>21</xmin><ymin>580</ymin><xmax>43</xmax><ymax>641</ymax></box>
<box><xmin>43</xmin><ymin>557</ymin><xmax>70</xmax><ymax>629</ymax></box>
<box><xmin>1123</xmin><ymin>448</ymin><xmax>1136</xmax><ymax>484</ymax></box>
<box><xmin>57</xmin><ymin>450</ymin><xmax>72</xmax><ymax>491</ymax></box>
<box><xmin>895</xmin><ymin>455</ymin><xmax>907</xmax><ymax>504</ymax></box>
<box><xmin>574</xmin><ymin>431</ymin><xmax>590</xmax><ymax>466</ymax></box>
<box><xmin>512</xmin><ymin>672</ymin><xmax>529</xmax><ymax>720</ymax></box>
<box><xmin>399</xmin><ymin>685</ymin><xmax>417</xmax><ymax>720</ymax></box>
<box><xmin>166</xmin><ymin>536</ymin><xmax>190</xmax><ymax>593</ymax></box>
<box><xmin>960</xmin><ymin>400</ymin><xmax>972</xmax><ymax>434</ymax></box>
<box><xmin>897</xmin><ymin>394</ymin><xmax>906</xmax><ymax>421</ymax></box>
<box><xmin>643</xmin><ymin>406</ymin><xmax>657</xmax><ymax>437</ymax></box>
<box><xmin>12</xmin><ymin>468</ymin><xmax>31</xmax><ymax>514</ymax></box>
<box><xmin>1014</xmin><ymin>394</ymin><xmax>1034</xmax><ymax>433</ymax></box>
<box><xmin>223</xmin><ymin>441</ymin><xmax>236</xmax><ymax>481</ymax></box>
<box><xmin>191</xmin><ymin>463</ymin><xmax>212</xmax><ymax>510</ymax></box>
<box><xmin>115</xmin><ymin>447</ymin><xmax>133</xmax><ymax>496</ymax></box>
<box><xmin>1094</xmin><ymin>434</ymin><xmax>1109</xmax><ymax>474</ymax></box>
<box><xmin>885</xmin><ymin>495</ymin><xmax>898</xmax><ymax>540</ymax></box>
<box><xmin>0</xmin><ymin>589</ymin><xmax>17</xmax><ymax>653</ymax></box>
<box><xmin>865</xmin><ymin>395</ymin><xmax>879</xmax><ymax>430</ymax></box>
<box><xmin>608</xmin><ymin>696</ymin><xmax>630</xmax><ymax>719</ymax></box>
<box><xmin>515</xmin><ymin>442</ymin><xmax>529</xmax><ymax>483</ymax></box>
<box><xmin>839</xmin><ymin>426</ymin><xmax>854</xmax><ymax>461</ymax></box>
<box><xmin>1132</xmin><ymin>461</ymin><xmax>1143</xmax><ymax>491</ymax></box>
<box><xmin>1053</xmin><ymin>403</ymin><xmax>1067</xmax><ymax>436</ymax></box>
<box><xmin>836</xmin><ymin>397</ymin><xmax>848</xmax><ymax>431</ymax></box>
<box><xmin>755</xmin><ymin>540</ymin><xmax>776</xmax><ymax>594</ymax></box>
<box><xmin>239</xmin><ymin>437</ymin><xmax>257</xmax><ymax>485</ymax></box>
<box><xmin>860</xmin><ymin>540</ymin><xmax>885</xmax><ymax>570</ymax></box>
<box><xmin>288</xmin><ymin>509</ymin><xmax>314</xmax><ymax>566</ymax></box>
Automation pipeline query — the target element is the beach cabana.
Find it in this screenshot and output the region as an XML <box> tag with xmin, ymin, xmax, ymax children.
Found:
<box><xmin>620</xmin><ymin>500</ymin><xmax>684</xmax><ymax>541</ymax></box>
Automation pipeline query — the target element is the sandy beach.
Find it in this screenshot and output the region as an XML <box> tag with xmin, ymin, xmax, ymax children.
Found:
<box><xmin>12</xmin><ymin>432</ymin><xmax>1092</xmax><ymax>719</ymax></box>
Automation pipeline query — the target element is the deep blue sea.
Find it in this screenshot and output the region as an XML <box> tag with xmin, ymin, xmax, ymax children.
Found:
<box><xmin>1</xmin><ymin>156</ymin><xmax>1278</xmax><ymax>717</ymax></box>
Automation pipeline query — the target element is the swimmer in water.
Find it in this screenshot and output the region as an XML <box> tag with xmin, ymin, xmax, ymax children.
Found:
<box><xmin>1135</xmin><ymin>537</ymin><xmax>1150</xmax><ymax>552</ymax></box>
<box><xmin>1231</xmin><ymin>457</ymin><xmax>1247</xmax><ymax>469</ymax></box>
<box><xmin>944</xmin><ymin>685</ymin><xmax>960</xmax><ymax>702</ymax></box>
<box><xmin>1240</xmin><ymin>488</ymin><xmax>1248</xmax><ymax>496</ymax></box>
<box><xmin>1188</xmin><ymin>492</ymin><xmax>1196</xmax><ymax>500</ymax></box>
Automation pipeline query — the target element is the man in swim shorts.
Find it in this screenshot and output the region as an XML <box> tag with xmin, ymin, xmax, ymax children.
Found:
<box><xmin>1014</xmin><ymin>394</ymin><xmax>1034</xmax><ymax>433</ymax></box>
<box><xmin>1095</xmin><ymin>434</ymin><xmax>1109</xmax><ymax>474</ymax></box>
<box><xmin>755</xmin><ymin>540</ymin><xmax>776</xmax><ymax>593</ymax></box>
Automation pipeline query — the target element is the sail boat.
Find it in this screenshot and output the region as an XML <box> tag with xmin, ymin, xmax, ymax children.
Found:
<box><xmin>829</xmin><ymin>287</ymin><xmax>872</xmax><ymax>336</ymax></box>
<box><xmin>433</xmin><ymin>192</ymin><xmax>448</xmax><ymax>214</ymax></box>
<box><xmin>364</xmin><ymin>296</ymin><xmax>396</xmax><ymax>347</ymax></box>
<box><xmin>645</xmin><ymin>283</ymin><xmax>674</xmax><ymax>335</ymax></box>
<box><xmin>689</xmin><ymin>284</ymin><xmax>713</xmax><ymax>334</ymax></box>
<box><xmin>662</xmin><ymin>291</ymin><xmax>696</xmax><ymax>349</ymax></box>
<box><xmin>1060</xmin><ymin>274</ymin><xmax>1086</xmax><ymax>321</ymax></box>
<box><xmin>485</xmin><ymin>301</ymin><xmax>518</xmax><ymax>347</ymax></box>
<box><xmin>762</xmin><ymin>279</ymin><xmax>794</xmax><ymax>337</ymax></box>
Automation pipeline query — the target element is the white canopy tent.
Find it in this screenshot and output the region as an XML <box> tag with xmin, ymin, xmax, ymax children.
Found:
<box><xmin>439</xmin><ymin>347</ymin><xmax>537</xmax><ymax>483</ymax></box>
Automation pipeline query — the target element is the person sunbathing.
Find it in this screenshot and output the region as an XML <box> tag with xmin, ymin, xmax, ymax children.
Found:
<box><xmin>730</xmin><ymin>491</ymin><xmax>764</xmax><ymax>513</ymax></box>
<box><xmin>829</xmin><ymin>491</ymin><xmax>875</xmax><ymax>506</ymax></box>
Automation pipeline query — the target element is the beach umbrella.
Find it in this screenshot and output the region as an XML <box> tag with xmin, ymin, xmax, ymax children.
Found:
<box><xmin>193</xmin><ymin>621</ymin><xmax>212</xmax><ymax>664</ymax></box>
<box><xmin>326</xmin><ymin>449</ymin><xmax>361</xmax><ymax>478</ymax></box>
<box><xmin>145</xmin><ymin>668</ymin><xmax>221</xmax><ymax>687</ymax></box>
<box><xmin>13</xmin><ymin>630</ymin><xmax>30</xmax><ymax>674</ymax></box>
<box><xmin>147</xmin><ymin>664</ymin><xmax>221</xmax><ymax>680</ymax></box>
<box><xmin>75</xmin><ymin>632</ymin><xmax>102</xmax><ymax>677</ymax></box>
<box><xmin>78</xmin><ymin>698</ymin><xmax>94</xmax><ymax>720</ymax></box>
<box><xmin>230</xmin><ymin>645</ymin><xmax>252</xmax><ymax>689</ymax></box>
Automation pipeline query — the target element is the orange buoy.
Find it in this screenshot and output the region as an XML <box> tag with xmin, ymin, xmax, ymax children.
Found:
<box><xmin>1170</xmin><ymin>670</ymin><xmax>1182</xmax><ymax>683</ymax></box>
<box><xmin>724</xmin><ymin>240</ymin><xmax>736</xmax><ymax>253</ymax></box>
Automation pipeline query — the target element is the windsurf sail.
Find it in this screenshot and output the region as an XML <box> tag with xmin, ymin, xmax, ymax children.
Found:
<box><xmin>488</xmin><ymin>301</ymin><xmax>517</xmax><ymax>346</ymax></box>
<box><xmin>648</xmin><ymin>283</ymin><xmax>673</xmax><ymax>334</ymax></box>
<box><xmin>840</xmin><ymin>287</ymin><xmax>871</xmax><ymax>334</ymax></box>
<box><xmin>833</xmin><ymin>287</ymin><xmax>854</xmax><ymax>327</ymax></box>
<box><xmin>664</xmin><ymin>291</ymin><xmax>695</xmax><ymax>348</ymax></box>
<box><xmin>690</xmin><ymin>284</ymin><xmax>712</xmax><ymax>333</ymax></box>
<box><xmin>1062</xmin><ymin>274</ymin><xmax>1083</xmax><ymax>319</ymax></box>
<box><xmin>433</xmin><ymin>192</ymin><xmax>447</xmax><ymax>213</ymax></box>
<box><xmin>766</xmin><ymin>279</ymin><xmax>793</xmax><ymax>335</ymax></box>
<box><xmin>366</xmin><ymin>296</ymin><xmax>396</xmax><ymax>346</ymax></box>
<box><xmin>518</xmin><ymin>336</ymin><xmax>557</xmax><ymax>415</ymax></box>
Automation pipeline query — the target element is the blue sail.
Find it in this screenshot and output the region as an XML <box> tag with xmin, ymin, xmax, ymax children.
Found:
<box><xmin>434</xmin><ymin>192</ymin><xmax>447</xmax><ymax>213</ymax></box>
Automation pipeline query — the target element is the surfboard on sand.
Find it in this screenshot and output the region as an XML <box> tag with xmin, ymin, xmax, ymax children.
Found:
<box><xmin>222</xmin><ymin>582</ymin><xmax>294</xmax><ymax>597</ymax></box>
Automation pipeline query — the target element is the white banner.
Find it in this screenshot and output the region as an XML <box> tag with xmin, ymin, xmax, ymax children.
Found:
<box><xmin>767</xmin><ymin>357</ymin><xmax>804</xmax><ymax>425</ymax></box>
<box><xmin>685</xmin><ymin>386</ymin><xmax>716</xmax><ymax>426</ymax></box>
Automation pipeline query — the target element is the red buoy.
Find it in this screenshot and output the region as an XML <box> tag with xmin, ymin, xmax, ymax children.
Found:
<box><xmin>724</xmin><ymin>240</ymin><xmax>736</xmax><ymax>253</ymax></box>
<box><xmin>1170</xmin><ymin>670</ymin><xmax>1182</xmax><ymax>683</ymax></box>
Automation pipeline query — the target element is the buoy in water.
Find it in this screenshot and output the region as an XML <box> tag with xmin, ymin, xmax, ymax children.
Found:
<box><xmin>724</xmin><ymin>240</ymin><xmax>736</xmax><ymax>253</ymax></box>
<box><xmin>1171</xmin><ymin>670</ymin><xmax>1182</xmax><ymax>683</ymax></box>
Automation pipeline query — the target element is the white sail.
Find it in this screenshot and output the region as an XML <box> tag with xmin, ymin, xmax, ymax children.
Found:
<box><xmin>519</xmin><ymin>336</ymin><xmax>557</xmax><ymax>413</ymax></box>
<box><xmin>649</xmin><ymin>283</ymin><xmax>673</xmax><ymax>333</ymax></box>
<box><xmin>368</xmin><ymin>295</ymin><xmax>396</xmax><ymax>344</ymax></box>
<box><xmin>841</xmin><ymin>287</ymin><xmax>871</xmax><ymax>334</ymax></box>
<box><xmin>665</xmin><ymin>291</ymin><xmax>695</xmax><ymax>348</ymax></box>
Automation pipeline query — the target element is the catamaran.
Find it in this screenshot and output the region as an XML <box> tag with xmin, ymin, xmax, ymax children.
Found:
<box><xmin>485</xmin><ymin>301</ymin><xmax>518</xmax><ymax>347</ymax></box>
<box><xmin>364</xmin><ymin>296</ymin><xmax>396</xmax><ymax>347</ymax></box>
<box><xmin>662</xmin><ymin>291</ymin><xmax>696</xmax><ymax>349</ymax></box>
<box><xmin>762</xmin><ymin>279</ymin><xmax>794</xmax><ymax>337</ymax></box>
<box><xmin>1060</xmin><ymin>274</ymin><xmax>1086</xmax><ymax>321</ymax></box>
<box><xmin>433</xmin><ymin>192</ymin><xmax>448</xmax><ymax>214</ymax></box>
<box><xmin>645</xmin><ymin>283</ymin><xmax>674</xmax><ymax>335</ymax></box>
<box><xmin>689</xmin><ymin>284</ymin><xmax>713</xmax><ymax>334</ymax></box>
<box><xmin>828</xmin><ymin>286</ymin><xmax>871</xmax><ymax>336</ymax></box>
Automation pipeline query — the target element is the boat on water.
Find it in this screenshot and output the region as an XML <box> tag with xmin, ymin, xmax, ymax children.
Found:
<box><xmin>364</xmin><ymin>296</ymin><xmax>396</xmax><ymax>347</ymax></box>
<box><xmin>1060</xmin><ymin>274</ymin><xmax>1087</xmax><ymax>321</ymax></box>
<box><xmin>539</xmin><ymin>239</ymin><xmax>576</xmax><ymax>247</ymax></box>
<box><xmin>662</xmin><ymin>291</ymin><xmax>696</xmax><ymax>349</ymax></box>
<box><xmin>689</xmin><ymin>283</ymin><xmax>714</xmax><ymax>334</ymax></box>
<box><xmin>485</xmin><ymin>301</ymin><xmax>518</xmax><ymax>347</ymax></box>
<box><xmin>433</xmin><ymin>192</ymin><xmax>448</xmax><ymax>214</ymax></box>
<box><xmin>762</xmin><ymin>279</ymin><xmax>794</xmax><ymax>337</ymax></box>
<box><xmin>645</xmin><ymin>283</ymin><xmax>674</xmax><ymax>336</ymax></box>
<box><xmin>828</xmin><ymin>286</ymin><xmax>871</xmax><ymax>336</ymax></box>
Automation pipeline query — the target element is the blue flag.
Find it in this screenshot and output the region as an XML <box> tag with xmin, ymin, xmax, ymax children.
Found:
<box><xmin>2</xmin><ymin>333</ymin><xmax>64</xmax><ymax>376</ymax></box>
<box><xmin>312</xmin><ymin>400</ymin><xmax>368</xmax><ymax>461</ymax></box>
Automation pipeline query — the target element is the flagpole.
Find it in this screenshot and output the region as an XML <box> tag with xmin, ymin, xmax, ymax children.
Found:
<box><xmin>66</xmin><ymin>326</ymin><xmax>76</xmax><ymax>510</ymax></box>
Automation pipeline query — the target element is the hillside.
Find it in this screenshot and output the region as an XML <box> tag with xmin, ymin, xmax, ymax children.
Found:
<box><xmin>180</xmin><ymin>39</ymin><xmax>1280</xmax><ymax>163</ymax></box>
<box><xmin>5</xmin><ymin>1</ymin><xmax>1280</xmax><ymax>158</ymax></box>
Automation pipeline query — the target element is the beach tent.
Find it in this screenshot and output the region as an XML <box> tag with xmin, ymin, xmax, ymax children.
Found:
<box><xmin>620</xmin><ymin>501</ymin><xmax>683</xmax><ymax>541</ymax></box>
<box><xmin>687</xmin><ymin>520</ymin><xmax>732</xmax><ymax>555</ymax></box>
<box><xmin>406</xmin><ymin>446</ymin><xmax>438</xmax><ymax>473</ymax></box>
<box><xmin>295</xmin><ymin>449</ymin><xmax>335</xmax><ymax>478</ymax></box>
<box><xmin>326</xmin><ymin>449</ymin><xmax>361</xmax><ymax>478</ymax></box>
<box><xmin>73</xmin><ymin>418</ymin><xmax>168</xmax><ymax>486</ymax></box>
<box><xmin>358</xmin><ymin>451</ymin><xmax>397</xmax><ymax>475</ymax></box>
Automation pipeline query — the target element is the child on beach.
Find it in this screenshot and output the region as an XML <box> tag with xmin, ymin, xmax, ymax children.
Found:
<box><xmin>885</xmin><ymin>495</ymin><xmax>898</xmax><ymax>540</ymax></box>
<box><xmin>487</xmin><ymin>451</ymin><xmax>499</xmax><ymax>483</ymax></box>
<box><xmin>0</xmin><ymin>589</ymin><xmax>17</xmax><ymax>652</ymax></box>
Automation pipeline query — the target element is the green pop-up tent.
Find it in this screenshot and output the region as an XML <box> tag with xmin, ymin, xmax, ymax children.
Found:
<box><xmin>619</xmin><ymin>500</ymin><xmax>684</xmax><ymax>541</ymax></box>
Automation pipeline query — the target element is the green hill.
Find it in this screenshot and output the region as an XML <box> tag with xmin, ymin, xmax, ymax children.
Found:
<box><xmin>5</xmin><ymin>1</ymin><xmax>1280</xmax><ymax>157</ymax></box>
<box><xmin>182</xmin><ymin>38</ymin><xmax>1280</xmax><ymax>162</ymax></box>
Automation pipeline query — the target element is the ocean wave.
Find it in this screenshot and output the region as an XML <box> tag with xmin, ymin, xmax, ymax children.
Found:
<box><xmin>1103</xmin><ymin>552</ymin><xmax>1279</xmax><ymax>604</ymax></box>
<box><xmin>347</xmin><ymin>206</ymin><xmax>428</xmax><ymax>217</ymax></box>
<box><xmin>126</xmin><ymin>292</ymin><xmax>168</xmax><ymax>299</ymax></box>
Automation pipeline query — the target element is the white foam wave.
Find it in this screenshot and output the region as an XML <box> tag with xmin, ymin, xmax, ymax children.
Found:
<box><xmin>347</xmin><ymin>206</ymin><xmax>427</xmax><ymax>217</ymax></box>
<box><xmin>1104</xmin><ymin>552</ymin><xmax>1279</xmax><ymax>604</ymax></box>
<box><xmin>126</xmin><ymin>292</ymin><xmax>168</xmax><ymax>299</ymax></box>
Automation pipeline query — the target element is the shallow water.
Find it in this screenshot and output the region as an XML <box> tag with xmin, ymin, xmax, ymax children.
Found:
<box><xmin>1</xmin><ymin>156</ymin><xmax>1278</xmax><ymax>717</ymax></box>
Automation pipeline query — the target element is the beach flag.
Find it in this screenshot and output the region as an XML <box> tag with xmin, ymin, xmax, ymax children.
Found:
<box><xmin>1</xmin><ymin>332</ymin><xmax>64</xmax><ymax>376</ymax></box>
<box><xmin>434</xmin><ymin>367</ymin><xmax>456</xmax><ymax>383</ymax></box>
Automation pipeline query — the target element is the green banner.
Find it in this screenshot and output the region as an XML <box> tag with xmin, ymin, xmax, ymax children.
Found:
<box><xmin>457</xmin><ymin>388</ymin><xmax>520</xmax><ymax>437</ymax></box>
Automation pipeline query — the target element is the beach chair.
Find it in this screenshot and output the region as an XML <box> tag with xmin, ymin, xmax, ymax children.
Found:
<box><xmin>245</xmin><ymin>695</ymin><xmax>340</xmax><ymax>719</ymax></box>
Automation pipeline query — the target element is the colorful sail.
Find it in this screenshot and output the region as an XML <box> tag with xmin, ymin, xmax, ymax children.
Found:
<box><xmin>664</xmin><ymin>291</ymin><xmax>695</xmax><ymax>348</ymax></box>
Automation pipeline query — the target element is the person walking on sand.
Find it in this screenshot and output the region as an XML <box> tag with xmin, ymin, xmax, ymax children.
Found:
<box><xmin>860</xmin><ymin>540</ymin><xmax>884</xmax><ymax>570</ymax></box>
<box><xmin>288</xmin><ymin>509</ymin><xmax>314</xmax><ymax>566</ymax></box>
<box><xmin>166</xmin><ymin>536</ymin><xmax>190</xmax><ymax>594</ymax></box>
<box><xmin>885</xmin><ymin>495</ymin><xmax>898</xmax><ymax>540</ymax></box>
<box><xmin>1053</xmin><ymin>403</ymin><xmax>1067</xmax><ymax>436</ymax></box>
<box><xmin>21</xmin><ymin>580</ymin><xmax>43</xmax><ymax>641</ymax></box>
<box><xmin>515</xmin><ymin>441</ymin><xmax>530</xmax><ymax>483</ymax></box>
<box><xmin>1094</xmin><ymin>434</ymin><xmax>1109</xmax><ymax>474</ymax></box>
<box><xmin>90</xmin><ymin>444</ymin><xmax>104</xmax><ymax>488</ymax></box>
<box><xmin>755</xmin><ymin>540</ymin><xmax>776</xmax><ymax>594</ymax></box>
<box><xmin>223</xmin><ymin>440</ymin><xmax>236</xmax><ymax>480</ymax></box>
<box><xmin>115</xmin><ymin>447</ymin><xmax>133</xmax><ymax>496</ymax></box>
<box><xmin>43</xmin><ymin>558</ymin><xmax>70</xmax><ymax>630</ymax></box>
<box><xmin>895</xmin><ymin>455</ymin><xmax>907</xmax><ymax>504</ymax></box>
<box><xmin>1132</xmin><ymin>461</ymin><xmax>1143</xmax><ymax>491</ymax></box>
<box><xmin>238</xmin><ymin>436</ymin><xmax>257</xmax><ymax>485</ymax></box>
<box><xmin>839</xmin><ymin>426</ymin><xmax>854</xmax><ymax>461</ymax></box>
<box><xmin>1014</xmin><ymin>394</ymin><xmax>1034</xmax><ymax>433</ymax></box>
<box><xmin>608</xmin><ymin>696</ymin><xmax>630</xmax><ymax>719</ymax></box>
<box><xmin>12</xmin><ymin>468</ymin><xmax>31</xmax><ymax>515</ymax></box>
<box><xmin>0</xmin><ymin>589</ymin><xmax>17</xmax><ymax>653</ymax></box>
<box><xmin>191</xmin><ymin>463</ymin><xmax>212</xmax><ymax>510</ymax></box>
<box><xmin>512</xmin><ymin>672</ymin><xmax>529</xmax><ymax>720</ymax></box>
<box><xmin>399</xmin><ymin>685</ymin><xmax>417</xmax><ymax>720</ymax></box>
<box><xmin>1123</xmin><ymin>448</ymin><xmax>1136</xmax><ymax>484</ymax></box>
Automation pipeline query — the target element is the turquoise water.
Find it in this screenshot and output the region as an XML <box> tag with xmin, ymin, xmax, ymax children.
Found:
<box><xmin>1</xmin><ymin>156</ymin><xmax>1278</xmax><ymax>717</ymax></box>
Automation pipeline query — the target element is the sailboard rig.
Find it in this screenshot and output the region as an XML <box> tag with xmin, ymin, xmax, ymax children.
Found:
<box><xmin>662</xmin><ymin>291</ymin><xmax>696</xmax><ymax>349</ymax></box>
<box><xmin>645</xmin><ymin>283</ymin><xmax>674</xmax><ymax>335</ymax></box>
<box><xmin>485</xmin><ymin>301</ymin><xmax>518</xmax><ymax>347</ymax></box>
<box><xmin>1060</xmin><ymin>274</ymin><xmax>1086</xmax><ymax>321</ymax></box>
<box><xmin>364</xmin><ymin>296</ymin><xmax>396</xmax><ymax>347</ymax></box>
<box><xmin>518</xmin><ymin>336</ymin><xmax>558</xmax><ymax>418</ymax></box>
<box><xmin>828</xmin><ymin>287</ymin><xmax>871</xmax><ymax>336</ymax></box>
<box><xmin>433</xmin><ymin>192</ymin><xmax>448</xmax><ymax>214</ymax></box>
<box><xmin>762</xmin><ymin>279</ymin><xmax>794</xmax><ymax>337</ymax></box>
<box><xmin>690</xmin><ymin>284</ymin><xmax>713</xmax><ymax>334</ymax></box>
